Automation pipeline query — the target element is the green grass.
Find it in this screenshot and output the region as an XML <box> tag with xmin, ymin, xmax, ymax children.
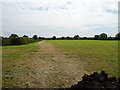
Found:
<box><xmin>2</xmin><ymin>42</ymin><xmax>40</xmax><ymax>87</ymax></box>
<box><xmin>2</xmin><ymin>40</ymin><xmax>119</xmax><ymax>87</ymax></box>
<box><xmin>2</xmin><ymin>42</ymin><xmax>39</xmax><ymax>65</ymax></box>
<box><xmin>47</xmin><ymin>40</ymin><xmax>119</xmax><ymax>77</ymax></box>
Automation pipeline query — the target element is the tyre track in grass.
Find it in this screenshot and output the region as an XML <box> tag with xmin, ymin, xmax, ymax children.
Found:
<box><xmin>19</xmin><ymin>40</ymin><xmax>87</xmax><ymax>88</ymax></box>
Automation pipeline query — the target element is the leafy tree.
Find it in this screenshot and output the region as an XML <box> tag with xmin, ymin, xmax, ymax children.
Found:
<box><xmin>9</xmin><ymin>34</ymin><xmax>19</xmax><ymax>38</ymax></box>
<box><xmin>52</xmin><ymin>36</ymin><xmax>56</xmax><ymax>40</ymax></box>
<box><xmin>0</xmin><ymin>37</ymin><xmax>2</xmax><ymax>46</ymax></box>
<box><xmin>83</xmin><ymin>37</ymin><xmax>87</xmax><ymax>39</ymax></box>
<box><xmin>99</xmin><ymin>33</ymin><xmax>107</xmax><ymax>40</ymax></box>
<box><xmin>2</xmin><ymin>34</ymin><xmax>37</xmax><ymax>46</ymax></box>
<box><xmin>94</xmin><ymin>35</ymin><xmax>99</xmax><ymax>40</ymax></box>
<box><xmin>74</xmin><ymin>35</ymin><xmax>79</xmax><ymax>40</ymax></box>
<box><xmin>66</xmin><ymin>36</ymin><xmax>70</xmax><ymax>40</ymax></box>
<box><xmin>2</xmin><ymin>38</ymin><xmax>10</xmax><ymax>46</ymax></box>
<box><xmin>23</xmin><ymin>35</ymin><xmax>29</xmax><ymax>38</ymax></box>
<box><xmin>115</xmin><ymin>32</ymin><xmax>120</xmax><ymax>40</ymax></box>
<box><xmin>108</xmin><ymin>36</ymin><xmax>113</xmax><ymax>40</ymax></box>
<box><xmin>9</xmin><ymin>34</ymin><xmax>21</xmax><ymax>45</ymax></box>
<box><xmin>19</xmin><ymin>37</ymin><xmax>35</xmax><ymax>44</ymax></box>
<box><xmin>39</xmin><ymin>37</ymin><xmax>42</xmax><ymax>39</ymax></box>
<box><xmin>33</xmin><ymin>35</ymin><xmax>38</xmax><ymax>40</ymax></box>
<box><xmin>39</xmin><ymin>37</ymin><xmax>45</xmax><ymax>40</ymax></box>
<box><xmin>9</xmin><ymin>37</ymin><xmax>21</xmax><ymax>45</ymax></box>
<box><xmin>61</xmin><ymin>36</ymin><xmax>65</xmax><ymax>40</ymax></box>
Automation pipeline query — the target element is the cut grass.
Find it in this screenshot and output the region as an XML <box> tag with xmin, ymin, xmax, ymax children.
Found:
<box><xmin>2</xmin><ymin>42</ymin><xmax>40</xmax><ymax>66</ymax></box>
<box><xmin>47</xmin><ymin>40</ymin><xmax>119</xmax><ymax>77</ymax></box>
<box><xmin>2</xmin><ymin>42</ymin><xmax>40</xmax><ymax>87</ymax></box>
<box><xmin>2</xmin><ymin>40</ymin><xmax>119</xmax><ymax>88</ymax></box>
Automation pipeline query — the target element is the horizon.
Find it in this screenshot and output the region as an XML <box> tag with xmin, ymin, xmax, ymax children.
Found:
<box><xmin>0</xmin><ymin>32</ymin><xmax>118</xmax><ymax>38</ymax></box>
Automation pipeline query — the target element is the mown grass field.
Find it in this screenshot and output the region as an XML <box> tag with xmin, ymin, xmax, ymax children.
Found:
<box><xmin>2</xmin><ymin>40</ymin><xmax>119</xmax><ymax>88</ymax></box>
<box><xmin>48</xmin><ymin>40</ymin><xmax>119</xmax><ymax>77</ymax></box>
<box><xmin>2</xmin><ymin>42</ymin><xmax>40</xmax><ymax>87</ymax></box>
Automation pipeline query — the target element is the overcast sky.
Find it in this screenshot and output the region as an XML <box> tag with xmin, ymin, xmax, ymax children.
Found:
<box><xmin>0</xmin><ymin>0</ymin><xmax>119</xmax><ymax>37</ymax></box>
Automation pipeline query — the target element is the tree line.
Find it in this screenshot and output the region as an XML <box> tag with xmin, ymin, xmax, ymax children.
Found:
<box><xmin>0</xmin><ymin>32</ymin><xmax>120</xmax><ymax>46</ymax></box>
<box><xmin>47</xmin><ymin>32</ymin><xmax>120</xmax><ymax>40</ymax></box>
<box><xmin>0</xmin><ymin>34</ymin><xmax>41</xmax><ymax>46</ymax></box>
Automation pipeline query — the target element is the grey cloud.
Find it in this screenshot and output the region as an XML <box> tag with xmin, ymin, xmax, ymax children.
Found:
<box><xmin>84</xmin><ymin>24</ymin><xmax>117</xmax><ymax>28</ymax></box>
<box><xmin>92</xmin><ymin>26</ymin><xmax>117</xmax><ymax>32</ymax></box>
<box><xmin>30</xmin><ymin>7</ymin><xmax>49</xmax><ymax>11</ymax></box>
<box><xmin>84</xmin><ymin>24</ymin><xmax>117</xmax><ymax>35</ymax></box>
<box><xmin>102</xmin><ymin>1</ymin><xmax>118</xmax><ymax>14</ymax></box>
<box><xmin>105</xmin><ymin>9</ymin><xmax>118</xmax><ymax>14</ymax></box>
<box><xmin>84</xmin><ymin>24</ymin><xmax>104</xmax><ymax>27</ymax></box>
<box><xmin>16</xmin><ymin>2</ymin><xmax>69</xmax><ymax>11</ymax></box>
<box><xmin>29</xmin><ymin>7</ymin><xmax>68</xmax><ymax>11</ymax></box>
<box><xmin>66</xmin><ymin>1</ymin><xmax>72</xmax><ymax>5</ymax></box>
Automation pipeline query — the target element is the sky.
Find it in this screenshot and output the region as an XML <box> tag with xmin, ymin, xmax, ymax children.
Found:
<box><xmin>0</xmin><ymin>0</ymin><xmax>119</xmax><ymax>37</ymax></box>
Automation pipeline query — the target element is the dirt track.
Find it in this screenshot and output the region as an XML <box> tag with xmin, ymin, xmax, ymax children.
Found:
<box><xmin>15</xmin><ymin>41</ymin><xmax>87</xmax><ymax>88</ymax></box>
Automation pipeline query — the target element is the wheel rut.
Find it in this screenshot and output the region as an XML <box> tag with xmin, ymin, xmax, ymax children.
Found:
<box><xmin>21</xmin><ymin>41</ymin><xmax>87</xmax><ymax>88</ymax></box>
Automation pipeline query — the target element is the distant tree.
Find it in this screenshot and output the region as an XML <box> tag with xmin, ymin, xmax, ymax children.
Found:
<box><xmin>39</xmin><ymin>37</ymin><xmax>45</xmax><ymax>40</ymax></box>
<box><xmin>2</xmin><ymin>34</ymin><xmax>37</xmax><ymax>46</ymax></box>
<box><xmin>83</xmin><ymin>37</ymin><xmax>87</xmax><ymax>39</ymax></box>
<box><xmin>9</xmin><ymin>34</ymin><xmax>19</xmax><ymax>38</ymax></box>
<box><xmin>0</xmin><ymin>37</ymin><xmax>4</xmax><ymax>39</ymax></box>
<box><xmin>74</xmin><ymin>35</ymin><xmax>79</xmax><ymax>40</ymax></box>
<box><xmin>9</xmin><ymin>37</ymin><xmax>21</xmax><ymax>45</ymax></box>
<box><xmin>39</xmin><ymin>37</ymin><xmax>42</xmax><ymax>39</ymax></box>
<box><xmin>2</xmin><ymin>38</ymin><xmax>10</xmax><ymax>46</ymax></box>
<box><xmin>23</xmin><ymin>35</ymin><xmax>29</xmax><ymax>38</ymax></box>
<box><xmin>94</xmin><ymin>35</ymin><xmax>99</xmax><ymax>40</ymax></box>
<box><xmin>115</xmin><ymin>32</ymin><xmax>120</xmax><ymax>40</ymax></box>
<box><xmin>0</xmin><ymin>37</ymin><xmax>2</xmax><ymax>46</ymax></box>
<box><xmin>52</xmin><ymin>36</ymin><xmax>56</xmax><ymax>40</ymax></box>
<box><xmin>33</xmin><ymin>35</ymin><xmax>38</xmax><ymax>40</ymax></box>
<box><xmin>108</xmin><ymin>36</ymin><xmax>112</xmax><ymax>40</ymax></box>
<box><xmin>61</xmin><ymin>36</ymin><xmax>65</xmax><ymax>40</ymax></box>
<box><xmin>66</xmin><ymin>36</ymin><xmax>70</xmax><ymax>40</ymax></box>
<box><xmin>19</xmin><ymin>37</ymin><xmax>35</xmax><ymax>44</ymax></box>
<box><xmin>99</xmin><ymin>33</ymin><xmax>107</xmax><ymax>40</ymax></box>
<box><xmin>8</xmin><ymin>34</ymin><xmax>21</xmax><ymax>45</ymax></box>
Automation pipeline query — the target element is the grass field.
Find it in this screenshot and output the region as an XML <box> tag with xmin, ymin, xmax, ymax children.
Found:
<box><xmin>48</xmin><ymin>40</ymin><xmax>118</xmax><ymax>77</ymax></box>
<box><xmin>2</xmin><ymin>42</ymin><xmax>40</xmax><ymax>87</ymax></box>
<box><xmin>2</xmin><ymin>40</ymin><xmax>119</xmax><ymax>88</ymax></box>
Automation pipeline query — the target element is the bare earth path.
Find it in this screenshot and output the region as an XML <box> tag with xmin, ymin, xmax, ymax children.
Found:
<box><xmin>17</xmin><ymin>41</ymin><xmax>87</xmax><ymax>88</ymax></box>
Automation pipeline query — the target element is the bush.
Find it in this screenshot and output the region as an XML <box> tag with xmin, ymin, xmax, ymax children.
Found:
<box><xmin>2</xmin><ymin>38</ymin><xmax>10</xmax><ymax>46</ymax></box>
<box><xmin>19</xmin><ymin>37</ymin><xmax>35</xmax><ymax>44</ymax></box>
<box><xmin>9</xmin><ymin>37</ymin><xmax>21</xmax><ymax>45</ymax></box>
<box><xmin>2</xmin><ymin>34</ymin><xmax>36</xmax><ymax>46</ymax></box>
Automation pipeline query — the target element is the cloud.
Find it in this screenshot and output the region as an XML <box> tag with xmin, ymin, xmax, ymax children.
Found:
<box><xmin>30</xmin><ymin>7</ymin><xmax>49</xmax><ymax>11</ymax></box>
<box><xmin>1</xmin><ymin>0</ymin><xmax>118</xmax><ymax>37</ymax></box>
<box><xmin>14</xmin><ymin>2</ymin><xmax>69</xmax><ymax>11</ymax></box>
<box><xmin>105</xmin><ymin>9</ymin><xmax>118</xmax><ymax>14</ymax></box>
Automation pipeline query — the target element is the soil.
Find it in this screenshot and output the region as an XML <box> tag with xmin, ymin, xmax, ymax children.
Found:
<box><xmin>70</xmin><ymin>70</ymin><xmax>120</xmax><ymax>90</ymax></box>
